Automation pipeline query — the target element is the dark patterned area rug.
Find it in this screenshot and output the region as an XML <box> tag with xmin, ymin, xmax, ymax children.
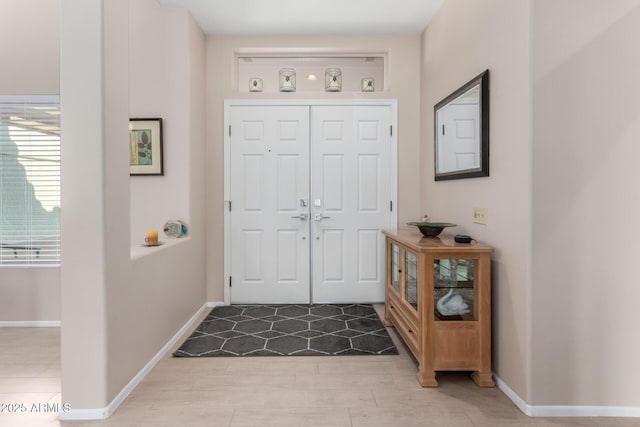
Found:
<box><xmin>173</xmin><ymin>304</ymin><xmax>398</xmax><ymax>357</ymax></box>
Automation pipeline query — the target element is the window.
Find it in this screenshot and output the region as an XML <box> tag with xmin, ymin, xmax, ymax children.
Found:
<box><xmin>0</xmin><ymin>96</ymin><xmax>60</xmax><ymax>266</ymax></box>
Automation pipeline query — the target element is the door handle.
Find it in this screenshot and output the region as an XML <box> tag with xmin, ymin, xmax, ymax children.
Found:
<box><xmin>291</xmin><ymin>213</ymin><xmax>308</xmax><ymax>220</ymax></box>
<box><xmin>314</xmin><ymin>213</ymin><xmax>331</xmax><ymax>221</ymax></box>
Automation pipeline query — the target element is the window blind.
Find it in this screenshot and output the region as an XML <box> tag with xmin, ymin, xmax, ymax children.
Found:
<box><xmin>0</xmin><ymin>96</ymin><xmax>60</xmax><ymax>266</ymax></box>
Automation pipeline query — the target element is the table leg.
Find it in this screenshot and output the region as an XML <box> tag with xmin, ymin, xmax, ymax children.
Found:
<box><xmin>471</xmin><ymin>371</ymin><xmax>495</xmax><ymax>387</ymax></box>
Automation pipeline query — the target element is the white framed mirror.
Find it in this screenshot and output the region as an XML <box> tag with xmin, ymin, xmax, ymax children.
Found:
<box><xmin>434</xmin><ymin>70</ymin><xmax>489</xmax><ymax>181</ymax></box>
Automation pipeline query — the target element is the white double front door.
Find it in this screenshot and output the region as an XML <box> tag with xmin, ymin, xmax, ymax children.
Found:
<box><xmin>228</xmin><ymin>103</ymin><xmax>395</xmax><ymax>304</ymax></box>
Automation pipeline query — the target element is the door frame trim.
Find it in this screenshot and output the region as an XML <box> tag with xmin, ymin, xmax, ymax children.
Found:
<box><xmin>223</xmin><ymin>99</ymin><xmax>398</xmax><ymax>305</ymax></box>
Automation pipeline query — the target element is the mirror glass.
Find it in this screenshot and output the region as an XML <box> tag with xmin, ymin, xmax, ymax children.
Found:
<box><xmin>434</xmin><ymin>70</ymin><xmax>489</xmax><ymax>181</ymax></box>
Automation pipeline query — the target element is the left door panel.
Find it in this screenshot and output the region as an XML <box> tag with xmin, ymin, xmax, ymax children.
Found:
<box><xmin>230</xmin><ymin>106</ymin><xmax>310</xmax><ymax>303</ymax></box>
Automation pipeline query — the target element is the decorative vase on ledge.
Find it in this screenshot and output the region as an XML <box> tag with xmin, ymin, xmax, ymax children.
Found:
<box><xmin>279</xmin><ymin>68</ymin><xmax>296</xmax><ymax>92</ymax></box>
<box><xmin>249</xmin><ymin>77</ymin><xmax>263</xmax><ymax>92</ymax></box>
<box><xmin>325</xmin><ymin>68</ymin><xmax>342</xmax><ymax>92</ymax></box>
<box><xmin>361</xmin><ymin>77</ymin><xmax>374</xmax><ymax>92</ymax></box>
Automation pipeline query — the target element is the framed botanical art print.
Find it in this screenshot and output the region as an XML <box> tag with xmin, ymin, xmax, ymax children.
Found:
<box><xmin>129</xmin><ymin>118</ymin><xmax>163</xmax><ymax>176</ymax></box>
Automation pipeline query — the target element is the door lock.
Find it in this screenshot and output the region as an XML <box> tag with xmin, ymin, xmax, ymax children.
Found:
<box><xmin>314</xmin><ymin>213</ymin><xmax>331</xmax><ymax>221</ymax></box>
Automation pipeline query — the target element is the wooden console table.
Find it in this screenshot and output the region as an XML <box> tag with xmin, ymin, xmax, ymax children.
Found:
<box><xmin>382</xmin><ymin>228</ymin><xmax>494</xmax><ymax>387</ymax></box>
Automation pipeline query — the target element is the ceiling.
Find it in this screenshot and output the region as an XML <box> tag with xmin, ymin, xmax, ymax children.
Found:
<box><xmin>157</xmin><ymin>0</ymin><xmax>445</xmax><ymax>36</ymax></box>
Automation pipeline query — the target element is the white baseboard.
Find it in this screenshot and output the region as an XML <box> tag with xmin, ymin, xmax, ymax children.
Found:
<box><xmin>206</xmin><ymin>301</ymin><xmax>225</xmax><ymax>308</ymax></box>
<box><xmin>494</xmin><ymin>374</ymin><xmax>640</xmax><ymax>417</ymax></box>
<box><xmin>59</xmin><ymin>302</ymin><xmax>213</xmax><ymax>421</ymax></box>
<box><xmin>494</xmin><ymin>374</ymin><xmax>533</xmax><ymax>416</ymax></box>
<box><xmin>0</xmin><ymin>320</ymin><xmax>60</xmax><ymax>327</ymax></box>
<box><xmin>58</xmin><ymin>408</ymin><xmax>109</xmax><ymax>420</ymax></box>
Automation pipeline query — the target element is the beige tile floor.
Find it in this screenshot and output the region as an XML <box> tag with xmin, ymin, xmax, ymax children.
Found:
<box><xmin>1</xmin><ymin>306</ymin><xmax>638</xmax><ymax>427</ymax></box>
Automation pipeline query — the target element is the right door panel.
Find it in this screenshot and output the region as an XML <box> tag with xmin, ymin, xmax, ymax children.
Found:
<box><xmin>311</xmin><ymin>106</ymin><xmax>392</xmax><ymax>303</ymax></box>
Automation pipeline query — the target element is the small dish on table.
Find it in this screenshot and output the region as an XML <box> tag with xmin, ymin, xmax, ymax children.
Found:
<box><xmin>140</xmin><ymin>241</ymin><xmax>164</xmax><ymax>247</ymax></box>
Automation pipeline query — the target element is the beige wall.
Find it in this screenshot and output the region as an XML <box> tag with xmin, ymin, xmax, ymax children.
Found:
<box><xmin>106</xmin><ymin>0</ymin><xmax>207</xmax><ymax>401</ymax></box>
<box><xmin>424</xmin><ymin>0</ymin><xmax>640</xmax><ymax>409</ymax></box>
<box><xmin>61</xmin><ymin>0</ymin><xmax>206</xmax><ymax>410</ymax></box>
<box><xmin>0</xmin><ymin>269</ymin><xmax>60</xmax><ymax>322</ymax></box>
<box><xmin>129</xmin><ymin>0</ymin><xmax>190</xmax><ymax>245</ymax></box>
<box><xmin>531</xmin><ymin>0</ymin><xmax>640</xmax><ymax>406</ymax></box>
<box><xmin>421</xmin><ymin>0</ymin><xmax>532</xmax><ymax>401</ymax></box>
<box><xmin>60</xmin><ymin>0</ymin><xmax>110</xmax><ymax>408</ymax></box>
<box><xmin>0</xmin><ymin>0</ymin><xmax>60</xmax><ymax>95</ymax></box>
<box><xmin>0</xmin><ymin>0</ymin><xmax>61</xmax><ymax>322</ymax></box>
<box><xmin>205</xmin><ymin>35</ymin><xmax>422</xmax><ymax>301</ymax></box>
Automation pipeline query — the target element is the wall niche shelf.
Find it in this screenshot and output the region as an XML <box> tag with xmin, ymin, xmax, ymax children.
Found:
<box><xmin>235</xmin><ymin>50</ymin><xmax>387</xmax><ymax>94</ymax></box>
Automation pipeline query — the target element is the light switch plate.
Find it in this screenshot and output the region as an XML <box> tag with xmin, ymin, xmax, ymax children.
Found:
<box><xmin>473</xmin><ymin>207</ymin><xmax>488</xmax><ymax>225</ymax></box>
